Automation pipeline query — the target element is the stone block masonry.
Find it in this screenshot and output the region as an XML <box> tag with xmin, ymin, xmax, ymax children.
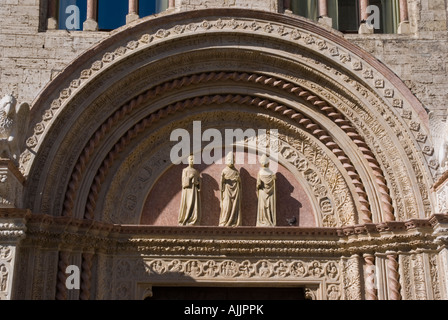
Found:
<box><xmin>0</xmin><ymin>0</ymin><xmax>447</xmax><ymax>113</ymax></box>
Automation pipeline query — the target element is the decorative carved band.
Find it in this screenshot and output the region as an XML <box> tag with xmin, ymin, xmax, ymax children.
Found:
<box><xmin>140</xmin><ymin>258</ymin><xmax>340</xmax><ymax>281</ymax></box>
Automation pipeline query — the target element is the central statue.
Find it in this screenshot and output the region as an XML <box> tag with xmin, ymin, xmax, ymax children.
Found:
<box><xmin>219</xmin><ymin>152</ymin><xmax>242</xmax><ymax>227</ymax></box>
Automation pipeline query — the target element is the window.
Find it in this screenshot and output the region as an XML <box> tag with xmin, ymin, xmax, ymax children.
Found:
<box><xmin>58</xmin><ymin>0</ymin><xmax>87</xmax><ymax>31</ymax></box>
<box><xmin>369</xmin><ymin>0</ymin><xmax>400</xmax><ymax>34</ymax></box>
<box><xmin>291</xmin><ymin>0</ymin><xmax>318</xmax><ymax>22</ymax></box>
<box><xmin>98</xmin><ymin>0</ymin><xmax>128</xmax><ymax>31</ymax></box>
<box><xmin>333</xmin><ymin>0</ymin><xmax>359</xmax><ymax>33</ymax></box>
<box><xmin>55</xmin><ymin>0</ymin><xmax>169</xmax><ymax>31</ymax></box>
<box><xmin>291</xmin><ymin>0</ymin><xmax>400</xmax><ymax>34</ymax></box>
<box><xmin>139</xmin><ymin>0</ymin><xmax>168</xmax><ymax>18</ymax></box>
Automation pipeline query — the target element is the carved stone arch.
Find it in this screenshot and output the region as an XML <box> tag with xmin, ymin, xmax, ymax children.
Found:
<box><xmin>79</xmin><ymin>92</ymin><xmax>364</xmax><ymax>227</ymax></box>
<box><xmin>96</xmin><ymin>108</ymin><xmax>358</xmax><ymax>227</ymax></box>
<box><xmin>22</xmin><ymin>9</ymin><xmax>435</xmax><ymax>223</ymax></box>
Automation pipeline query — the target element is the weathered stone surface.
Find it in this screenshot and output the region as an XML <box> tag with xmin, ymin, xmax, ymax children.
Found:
<box><xmin>1</xmin><ymin>0</ymin><xmax>448</xmax><ymax>301</ymax></box>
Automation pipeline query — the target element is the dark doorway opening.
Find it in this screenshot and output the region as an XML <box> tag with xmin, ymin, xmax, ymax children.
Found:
<box><xmin>146</xmin><ymin>286</ymin><xmax>306</xmax><ymax>300</ymax></box>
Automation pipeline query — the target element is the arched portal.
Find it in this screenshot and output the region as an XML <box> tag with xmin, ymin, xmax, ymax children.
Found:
<box><xmin>12</xmin><ymin>9</ymin><xmax>442</xmax><ymax>300</ymax></box>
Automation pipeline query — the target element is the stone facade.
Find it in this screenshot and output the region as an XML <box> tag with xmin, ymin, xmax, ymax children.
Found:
<box><xmin>0</xmin><ymin>0</ymin><xmax>448</xmax><ymax>300</ymax></box>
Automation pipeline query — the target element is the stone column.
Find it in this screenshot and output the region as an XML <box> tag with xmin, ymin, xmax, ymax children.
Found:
<box><xmin>364</xmin><ymin>254</ymin><xmax>378</xmax><ymax>300</ymax></box>
<box><xmin>47</xmin><ymin>0</ymin><xmax>58</xmax><ymax>30</ymax></box>
<box><xmin>55</xmin><ymin>251</ymin><xmax>71</xmax><ymax>300</ymax></box>
<box><xmin>433</xmin><ymin>214</ymin><xmax>448</xmax><ymax>299</ymax></box>
<box><xmin>318</xmin><ymin>0</ymin><xmax>332</xmax><ymax>27</ymax></box>
<box><xmin>358</xmin><ymin>0</ymin><xmax>374</xmax><ymax>34</ymax></box>
<box><xmin>83</xmin><ymin>0</ymin><xmax>98</xmax><ymax>31</ymax></box>
<box><xmin>169</xmin><ymin>0</ymin><xmax>175</xmax><ymax>9</ymax></box>
<box><xmin>126</xmin><ymin>0</ymin><xmax>139</xmax><ymax>24</ymax></box>
<box><xmin>397</xmin><ymin>0</ymin><xmax>411</xmax><ymax>34</ymax></box>
<box><xmin>79</xmin><ymin>252</ymin><xmax>94</xmax><ymax>300</ymax></box>
<box><xmin>386</xmin><ymin>252</ymin><xmax>402</xmax><ymax>300</ymax></box>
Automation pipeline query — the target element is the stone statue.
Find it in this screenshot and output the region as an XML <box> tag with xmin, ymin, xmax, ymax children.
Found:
<box><xmin>178</xmin><ymin>154</ymin><xmax>201</xmax><ymax>225</ymax></box>
<box><xmin>0</xmin><ymin>94</ymin><xmax>30</xmax><ymax>164</ymax></box>
<box><xmin>219</xmin><ymin>152</ymin><xmax>242</xmax><ymax>227</ymax></box>
<box><xmin>256</xmin><ymin>154</ymin><xmax>276</xmax><ymax>227</ymax></box>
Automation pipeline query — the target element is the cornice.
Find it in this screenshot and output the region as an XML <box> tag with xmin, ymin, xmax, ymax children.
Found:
<box><xmin>14</xmin><ymin>212</ymin><xmax>448</xmax><ymax>256</ymax></box>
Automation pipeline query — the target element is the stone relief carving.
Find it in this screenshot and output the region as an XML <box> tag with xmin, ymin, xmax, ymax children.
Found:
<box><xmin>108</xmin><ymin>257</ymin><xmax>346</xmax><ymax>299</ymax></box>
<box><xmin>400</xmin><ymin>254</ymin><xmax>413</xmax><ymax>300</ymax></box>
<box><xmin>342</xmin><ymin>255</ymin><xmax>362</xmax><ymax>300</ymax></box>
<box><xmin>429</xmin><ymin>112</ymin><xmax>448</xmax><ymax>174</ymax></box>
<box><xmin>327</xmin><ymin>284</ymin><xmax>341</xmax><ymax>300</ymax></box>
<box><xmin>0</xmin><ymin>245</ymin><xmax>13</xmax><ymax>300</ymax></box>
<box><xmin>0</xmin><ymin>264</ymin><xmax>8</xmax><ymax>293</ymax></box>
<box><xmin>436</xmin><ymin>180</ymin><xmax>448</xmax><ymax>213</ymax></box>
<box><xmin>399</xmin><ymin>252</ymin><xmax>444</xmax><ymax>300</ymax></box>
<box><xmin>0</xmin><ymin>163</ymin><xmax>24</xmax><ymax>209</ymax></box>
<box><xmin>429</xmin><ymin>254</ymin><xmax>442</xmax><ymax>300</ymax></box>
<box><xmin>131</xmin><ymin>258</ymin><xmax>337</xmax><ymax>286</ymax></box>
<box><xmin>311</xmin><ymin>79</ymin><xmax>426</xmax><ymax>220</ymax></box>
<box><xmin>411</xmin><ymin>254</ymin><xmax>427</xmax><ymax>300</ymax></box>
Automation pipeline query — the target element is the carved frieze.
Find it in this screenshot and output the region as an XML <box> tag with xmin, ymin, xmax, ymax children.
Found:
<box><xmin>111</xmin><ymin>257</ymin><xmax>342</xmax><ymax>300</ymax></box>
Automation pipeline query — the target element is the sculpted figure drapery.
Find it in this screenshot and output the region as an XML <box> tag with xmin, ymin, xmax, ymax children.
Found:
<box><xmin>256</xmin><ymin>155</ymin><xmax>276</xmax><ymax>227</ymax></box>
<box><xmin>219</xmin><ymin>152</ymin><xmax>242</xmax><ymax>227</ymax></box>
<box><xmin>178</xmin><ymin>155</ymin><xmax>201</xmax><ymax>225</ymax></box>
